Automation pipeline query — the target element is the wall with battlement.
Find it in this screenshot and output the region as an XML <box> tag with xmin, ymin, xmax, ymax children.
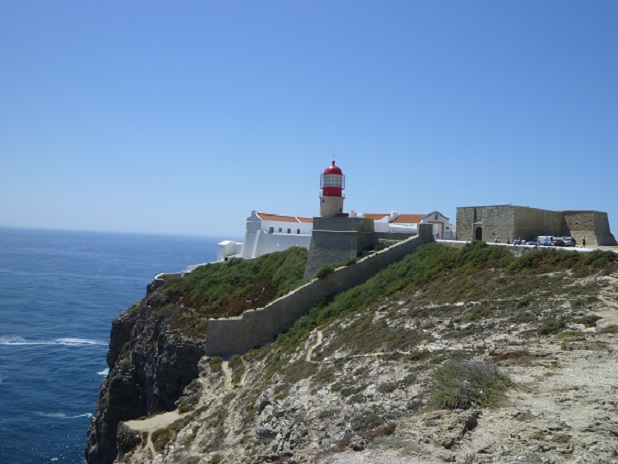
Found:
<box><xmin>205</xmin><ymin>224</ymin><xmax>434</xmax><ymax>358</ymax></box>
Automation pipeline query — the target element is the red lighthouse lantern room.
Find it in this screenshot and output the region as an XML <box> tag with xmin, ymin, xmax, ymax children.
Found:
<box><xmin>320</xmin><ymin>160</ymin><xmax>345</xmax><ymax>197</ymax></box>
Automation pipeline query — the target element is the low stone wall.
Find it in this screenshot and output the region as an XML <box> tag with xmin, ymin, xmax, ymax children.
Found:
<box><xmin>205</xmin><ymin>224</ymin><xmax>435</xmax><ymax>358</ymax></box>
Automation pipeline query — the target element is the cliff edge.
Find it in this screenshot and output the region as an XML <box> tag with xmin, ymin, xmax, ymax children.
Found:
<box><xmin>85</xmin><ymin>286</ymin><xmax>207</xmax><ymax>464</ymax></box>
<box><xmin>87</xmin><ymin>243</ymin><xmax>618</xmax><ymax>464</ymax></box>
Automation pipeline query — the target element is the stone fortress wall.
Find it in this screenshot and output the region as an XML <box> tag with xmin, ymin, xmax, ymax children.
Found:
<box><xmin>303</xmin><ymin>217</ymin><xmax>376</xmax><ymax>279</ymax></box>
<box><xmin>562</xmin><ymin>211</ymin><xmax>617</xmax><ymax>247</ymax></box>
<box><xmin>205</xmin><ymin>224</ymin><xmax>434</xmax><ymax>358</ymax></box>
<box><xmin>457</xmin><ymin>205</ymin><xmax>617</xmax><ymax>246</ymax></box>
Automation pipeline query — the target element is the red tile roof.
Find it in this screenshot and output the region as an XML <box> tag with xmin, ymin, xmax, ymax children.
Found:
<box><xmin>392</xmin><ymin>214</ymin><xmax>426</xmax><ymax>224</ymax></box>
<box><xmin>362</xmin><ymin>213</ymin><xmax>389</xmax><ymax>221</ymax></box>
<box><xmin>362</xmin><ymin>213</ymin><xmax>426</xmax><ymax>224</ymax></box>
<box><xmin>256</xmin><ymin>212</ymin><xmax>430</xmax><ymax>224</ymax></box>
<box><xmin>256</xmin><ymin>212</ymin><xmax>313</xmax><ymax>223</ymax></box>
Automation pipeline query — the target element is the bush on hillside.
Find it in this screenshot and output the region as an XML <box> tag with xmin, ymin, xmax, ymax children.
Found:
<box><xmin>430</xmin><ymin>360</ymin><xmax>512</xmax><ymax>409</ymax></box>
<box><xmin>457</xmin><ymin>240</ymin><xmax>516</xmax><ymax>272</ymax></box>
<box><xmin>315</xmin><ymin>265</ymin><xmax>336</xmax><ymax>279</ymax></box>
<box><xmin>163</xmin><ymin>247</ymin><xmax>307</xmax><ymax>318</ymax></box>
<box><xmin>510</xmin><ymin>248</ymin><xmax>618</xmax><ymax>276</ymax></box>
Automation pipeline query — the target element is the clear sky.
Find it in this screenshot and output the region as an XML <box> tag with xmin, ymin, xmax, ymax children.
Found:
<box><xmin>1</xmin><ymin>1</ymin><xmax>617</xmax><ymax>238</ymax></box>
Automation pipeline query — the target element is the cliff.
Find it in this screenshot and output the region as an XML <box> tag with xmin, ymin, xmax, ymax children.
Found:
<box><xmin>87</xmin><ymin>243</ymin><xmax>618</xmax><ymax>464</ymax></box>
<box><xmin>85</xmin><ymin>287</ymin><xmax>207</xmax><ymax>464</ymax></box>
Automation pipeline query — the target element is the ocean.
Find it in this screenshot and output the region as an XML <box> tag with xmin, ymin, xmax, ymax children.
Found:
<box><xmin>0</xmin><ymin>228</ymin><xmax>222</xmax><ymax>464</ymax></box>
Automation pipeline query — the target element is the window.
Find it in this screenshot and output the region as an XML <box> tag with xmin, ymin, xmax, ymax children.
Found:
<box><xmin>321</xmin><ymin>173</ymin><xmax>344</xmax><ymax>188</ymax></box>
<box><xmin>297</xmin><ymin>229</ymin><xmax>300</xmax><ymax>234</ymax></box>
<box><xmin>287</xmin><ymin>228</ymin><xmax>291</xmax><ymax>234</ymax></box>
<box><xmin>434</xmin><ymin>214</ymin><xmax>438</xmax><ymax>220</ymax></box>
<box><xmin>278</xmin><ymin>227</ymin><xmax>282</xmax><ymax>233</ymax></box>
<box><xmin>268</xmin><ymin>227</ymin><xmax>274</xmax><ymax>234</ymax></box>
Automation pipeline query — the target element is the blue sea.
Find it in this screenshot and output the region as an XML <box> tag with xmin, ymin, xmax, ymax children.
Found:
<box><xmin>0</xmin><ymin>228</ymin><xmax>222</xmax><ymax>464</ymax></box>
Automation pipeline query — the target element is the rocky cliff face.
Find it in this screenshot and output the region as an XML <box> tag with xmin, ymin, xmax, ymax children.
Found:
<box><xmin>85</xmin><ymin>286</ymin><xmax>207</xmax><ymax>464</ymax></box>
<box><xmin>87</xmin><ymin>244</ymin><xmax>618</xmax><ymax>464</ymax></box>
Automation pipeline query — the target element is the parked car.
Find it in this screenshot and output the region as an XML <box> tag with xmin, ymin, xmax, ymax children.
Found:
<box><xmin>562</xmin><ymin>236</ymin><xmax>577</xmax><ymax>247</ymax></box>
<box><xmin>526</xmin><ymin>240</ymin><xmax>539</xmax><ymax>246</ymax></box>
<box><xmin>552</xmin><ymin>238</ymin><xmax>566</xmax><ymax>247</ymax></box>
<box><xmin>535</xmin><ymin>236</ymin><xmax>553</xmax><ymax>246</ymax></box>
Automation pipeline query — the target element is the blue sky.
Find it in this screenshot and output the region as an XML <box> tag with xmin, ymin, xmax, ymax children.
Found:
<box><xmin>1</xmin><ymin>1</ymin><xmax>617</xmax><ymax>238</ymax></box>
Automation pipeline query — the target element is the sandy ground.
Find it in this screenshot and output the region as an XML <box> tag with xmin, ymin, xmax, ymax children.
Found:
<box><xmin>124</xmin><ymin>410</ymin><xmax>187</xmax><ymax>433</ymax></box>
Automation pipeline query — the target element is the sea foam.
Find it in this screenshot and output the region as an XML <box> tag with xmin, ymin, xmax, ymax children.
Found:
<box><xmin>0</xmin><ymin>335</ymin><xmax>106</xmax><ymax>347</ymax></box>
<box><xmin>36</xmin><ymin>412</ymin><xmax>93</xmax><ymax>419</ymax></box>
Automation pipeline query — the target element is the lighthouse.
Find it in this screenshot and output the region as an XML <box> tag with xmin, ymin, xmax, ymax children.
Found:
<box><xmin>320</xmin><ymin>160</ymin><xmax>345</xmax><ymax>217</ymax></box>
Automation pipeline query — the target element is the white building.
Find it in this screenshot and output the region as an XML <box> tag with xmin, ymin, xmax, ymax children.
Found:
<box><xmin>216</xmin><ymin>160</ymin><xmax>455</xmax><ymax>261</ymax></box>
<box><xmin>362</xmin><ymin>211</ymin><xmax>455</xmax><ymax>240</ymax></box>
<box><xmin>217</xmin><ymin>210</ymin><xmax>454</xmax><ymax>261</ymax></box>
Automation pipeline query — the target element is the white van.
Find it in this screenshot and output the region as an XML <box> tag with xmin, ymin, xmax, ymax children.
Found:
<box><xmin>535</xmin><ymin>236</ymin><xmax>553</xmax><ymax>246</ymax></box>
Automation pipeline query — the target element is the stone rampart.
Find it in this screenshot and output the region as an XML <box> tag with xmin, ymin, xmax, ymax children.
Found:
<box><xmin>562</xmin><ymin>211</ymin><xmax>617</xmax><ymax>246</ymax></box>
<box><xmin>304</xmin><ymin>217</ymin><xmax>377</xmax><ymax>278</ymax></box>
<box><xmin>457</xmin><ymin>205</ymin><xmax>616</xmax><ymax>246</ymax></box>
<box><xmin>513</xmin><ymin>207</ymin><xmax>563</xmax><ymax>240</ymax></box>
<box><xmin>205</xmin><ymin>224</ymin><xmax>434</xmax><ymax>358</ymax></box>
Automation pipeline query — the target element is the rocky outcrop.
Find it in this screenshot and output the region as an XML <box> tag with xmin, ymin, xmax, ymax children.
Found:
<box><xmin>85</xmin><ymin>287</ymin><xmax>206</xmax><ymax>464</ymax></box>
<box><xmin>87</xmin><ymin>244</ymin><xmax>618</xmax><ymax>464</ymax></box>
<box><xmin>106</xmin><ymin>267</ymin><xmax>618</xmax><ymax>464</ymax></box>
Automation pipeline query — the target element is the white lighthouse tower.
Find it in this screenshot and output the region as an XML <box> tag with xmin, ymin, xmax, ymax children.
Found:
<box><xmin>319</xmin><ymin>160</ymin><xmax>345</xmax><ymax>217</ymax></box>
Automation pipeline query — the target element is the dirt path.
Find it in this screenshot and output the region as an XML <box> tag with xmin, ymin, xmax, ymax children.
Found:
<box><xmin>306</xmin><ymin>330</ymin><xmax>323</xmax><ymax>362</ymax></box>
<box><xmin>124</xmin><ymin>410</ymin><xmax>187</xmax><ymax>433</ymax></box>
<box><xmin>124</xmin><ymin>410</ymin><xmax>189</xmax><ymax>458</ymax></box>
<box><xmin>221</xmin><ymin>360</ymin><xmax>232</xmax><ymax>390</ymax></box>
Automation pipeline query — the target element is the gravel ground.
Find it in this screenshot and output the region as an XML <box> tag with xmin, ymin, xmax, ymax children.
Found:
<box><xmin>323</xmin><ymin>450</ymin><xmax>442</xmax><ymax>463</ymax></box>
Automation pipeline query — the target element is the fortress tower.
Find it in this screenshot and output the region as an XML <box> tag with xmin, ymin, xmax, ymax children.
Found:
<box><xmin>320</xmin><ymin>160</ymin><xmax>345</xmax><ymax>217</ymax></box>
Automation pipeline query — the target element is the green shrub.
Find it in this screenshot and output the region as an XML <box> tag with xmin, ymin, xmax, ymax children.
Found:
<box><xmin>351</xmin><ymin>410</ymin><xmax>384</xmax><ymax>431</ymax></box>
<box><xmin>575</xmin><ymin>315</ymin><xmax>602</xmax><ymax>327</ymax></box>
<box><xmin>430</xmin><ymin>360</ymin><xmax>511</xmax><ymax>409</ymax></box>
<box><xmin>458</xmin><ymin>240</ymin><xmax>515</xmax><ymax>272</ymax></box>
<box><xmin>209</xmin><ymin>454</ymin><xmax>223</xmax><ymax>464</ymax></box>
<box><xmin>600</xmin><ymin>325</ymin><xmax>618</xmax><ymax>334</ymax></box>
<box><xmin>162</xmin><ymin>247</ymin><xmax>307</xmax><ymax>319</ymax></box>
<box><xmin>537</xmin><ymin>320</ymin><xmax>566</xmax><ymax>335</ymax></box>
<box><xmin>151</xmin><ymin>428</ymin><xmax>175</xmax><ymax>452</ymax></box>
<box><xmin>209</xmin><ymin>356</ymin><xmax>223</xmax><ymax>373</ymax></box>
<box><xmin>229</xmin><ymin>354</ymin><xmax>245</xmax><ymax>386</ymax></box>
<box><xmin>378</xmin><ymin>381</ymin><xmax>399</xmax><ymax>394</ymax></box>
<box><xmin>511</xmin><ymin>248</ymin><xmax>618</xmax><ymax>277</ymax></box>
<box><xmin>468</xmin><ymin>306</ymin><xmax>493</xmax><ymax>320</ymax></box>
<box><xmin>178</xmin><ymin>393</ymin><xmax>200</xmax><ymax>413</ymax></box>
<box><xmin>315</xmin><ymin>264</ymin><xmax>336</xmax><ymax>279</ymax></box>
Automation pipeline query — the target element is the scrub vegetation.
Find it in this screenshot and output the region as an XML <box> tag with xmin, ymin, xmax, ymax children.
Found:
<box><xmin>161</xmin><ymin>246</ymin><xmax>308</xmax><ymax>319</ymax></box>
<box><xmin>268</xmin><ymin>242</ymin><xmax>617</xmax><ymax>357</ymax></box>
<box><xmin>429</xmin><ymin>360</ymin><xmax>512</xmax><ymax>409</ymax></box>
<box><xmin>145</xmin><ymin>240</ymin><xmax>618</xmax><ymax>463</ymax></box>
<box><xmin>232</xmin><ymin>241</ymin><xmax>617</xmax><ymax>422</ymax></box>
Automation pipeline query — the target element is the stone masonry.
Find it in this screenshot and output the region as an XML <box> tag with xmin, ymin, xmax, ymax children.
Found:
<box><xmin>205</xmin><ymin>224</ymin><xmax>434</xmax><ymax>358</ymax></box>
<box><xmin>304</xmin><ymin>216</ymin><xmax>377</xmax><ymax>278</ymax></box>
<box><xmin>457</xmin><ymin>205</ymin><xmax>617</xmax><ymax>246</ymax></box>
